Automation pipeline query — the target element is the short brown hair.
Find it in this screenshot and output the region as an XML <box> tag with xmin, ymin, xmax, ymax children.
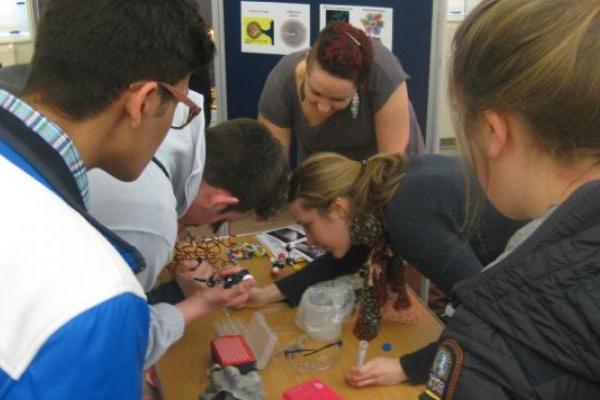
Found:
<box><xmin>204</xmin><ymin>118</ymin><xmax>289</xmax><ymax>219</ymax></box>
<box><xmin>24</xmin><ymin>0</ymin><xmax>214</xmax><ymax>121</ymax></box>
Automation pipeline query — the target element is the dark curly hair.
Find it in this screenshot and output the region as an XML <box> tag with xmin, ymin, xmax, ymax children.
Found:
<box><xmin>24</xmin><ymin>0</ymin><xmax>214</xmax><ymax>120</ymax></box>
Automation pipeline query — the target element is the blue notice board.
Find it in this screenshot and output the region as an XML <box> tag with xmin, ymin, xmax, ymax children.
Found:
<box><xmin>223</xmin><ymin>0</ymin><xmax>433</xmax><ymax>136</ymax></box>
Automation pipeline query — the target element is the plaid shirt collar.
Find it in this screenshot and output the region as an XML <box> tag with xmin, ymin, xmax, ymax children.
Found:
<box><xmin>0</xmin><ymin>90</ymin><xmax>89</xmax><ymax>206</ymax></box>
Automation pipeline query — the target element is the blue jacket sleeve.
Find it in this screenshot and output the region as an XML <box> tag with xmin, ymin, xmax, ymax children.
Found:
<box><xmin>0</xmin><ymin>293</ymin><xmax>149</xmax><ymax>400</ymax></box>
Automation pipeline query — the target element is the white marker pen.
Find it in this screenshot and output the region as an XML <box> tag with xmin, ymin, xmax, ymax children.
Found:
<box><xmin>357</xmin><ymin>340</ymin><xmax>369</xmax><ymax>368</ymax></box>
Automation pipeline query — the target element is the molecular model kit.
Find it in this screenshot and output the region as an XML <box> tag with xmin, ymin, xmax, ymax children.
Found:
<box><xmin>166</xmin><ymin>232</ymin><xmax>309</xmax><ymax>280</ymax></box>
<box><xmin>268</xmin><ymin>243</ymin><xmax>308</xmax><ymax>278</ymax></box>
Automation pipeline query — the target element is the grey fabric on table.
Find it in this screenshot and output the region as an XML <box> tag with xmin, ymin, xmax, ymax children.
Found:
<box><xmin>200</xmin><ymin>366</ymin><xmax>265</xmax><ymax>400</ymax></box>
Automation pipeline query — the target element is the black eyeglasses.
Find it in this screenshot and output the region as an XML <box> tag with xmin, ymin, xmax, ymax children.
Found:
<box><xmin>283</xmin><ymin>339</ymin><xmax>343</xmax><ymax>357</ymax></box>
<box><xmin>130</xmin><ymin>81</ymin><xmax>202</xmax><ymax>129</ymax></box>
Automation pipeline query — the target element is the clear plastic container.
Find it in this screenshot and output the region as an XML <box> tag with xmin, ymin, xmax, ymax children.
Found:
<box><xmin>295</xmin><ymin>281</ymin><xmax>355</xmax><ymax>341</ymax></box>
<box><xmin>213</xmin><ymin>316</ymin><xmax>247</xmax><ymax>337</ymax></box>
<box><xmin>245</xmin><ymin>312</ymin><xmax>278</xmax><ymax>370</ymax></box>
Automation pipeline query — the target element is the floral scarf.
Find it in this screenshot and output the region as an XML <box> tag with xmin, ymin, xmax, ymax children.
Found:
<box><xmin>351</xmin><ymin>211</ymin><xmax>418</xmax><ymax>342</ymax></box>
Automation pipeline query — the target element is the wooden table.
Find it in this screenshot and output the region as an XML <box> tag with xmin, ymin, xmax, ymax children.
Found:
<box><xmin>156</xmin><ymin>237</ymin><xmax>444</xmax><ymax>399</ymax></box>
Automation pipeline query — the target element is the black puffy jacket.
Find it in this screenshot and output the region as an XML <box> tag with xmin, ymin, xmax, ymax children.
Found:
<box><xmin>421</xmin><ymin>181</ymin><xmax>600</xmax><ymax>400</ymax></box>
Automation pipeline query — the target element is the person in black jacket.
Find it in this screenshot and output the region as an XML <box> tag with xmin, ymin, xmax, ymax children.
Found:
<box><xmin>246</xmin><ymin>152</ymin><xmax>524</xmax><ymax>385</ymax></box>
<box><xmin>414</xmin><ymin>1</ymin><xmax>600</xmax><ymax>399</ymax></box>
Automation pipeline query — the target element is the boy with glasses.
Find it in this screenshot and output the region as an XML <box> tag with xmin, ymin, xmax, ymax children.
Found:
<box><xmin>0</xmin><ymin>0</ymin><xmax>214</xmax><ymax>398</ymax></box>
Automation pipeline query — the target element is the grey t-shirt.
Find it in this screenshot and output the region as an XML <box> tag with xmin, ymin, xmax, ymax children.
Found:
<box><xmin>259</xmin><ymin>40</ymin><xmax>423</xmax><ymax>161</ymax></box>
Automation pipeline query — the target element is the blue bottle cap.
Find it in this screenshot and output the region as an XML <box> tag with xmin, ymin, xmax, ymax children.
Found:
<box><xmin>381</xmin><ymin>342</ymin><xmax>393</xmax><ymax>352</ymax></box>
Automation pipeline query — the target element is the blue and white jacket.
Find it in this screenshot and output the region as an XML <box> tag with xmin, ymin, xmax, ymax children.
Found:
<box><xmin>0</xmin><ymin>102</ymin><xmax>149</xmax><ymax>399</ymax></box>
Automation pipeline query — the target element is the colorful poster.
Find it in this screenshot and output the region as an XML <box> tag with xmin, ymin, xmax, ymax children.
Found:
<box><xmin>241</xmin><ymin>2</ymin><xmax>310</xmax><ymax>55</ymax></box>
<box><xmin>243</xmin><ymin>17</ymin><xmax>275</xmax><ymax>46</ymax></box>
<box><xmin>319</xmin><ymin>4</ymin><xmax>393</xmax><ymax>51</ymax></box>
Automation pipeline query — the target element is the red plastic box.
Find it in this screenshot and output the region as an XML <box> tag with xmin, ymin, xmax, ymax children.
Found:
<box><xmin>283</xmin><ymin>379</ymin><xmax>343</xmax><ymax>400</ymax></box>
<box><xmin>211</xmin><ymin>335</ymin><xmax>256</xmax><ymax>374</ymax></box>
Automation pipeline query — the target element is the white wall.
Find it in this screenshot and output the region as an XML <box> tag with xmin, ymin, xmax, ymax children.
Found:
<box><xmin>435</xmin><ymin>0</ymin><xmax>482</xmax><ymax>149</ymax></box>
<box><xmin>0</xmin><ymin>0</ymin><xmax>35</xmax><ymax>66</ymax></box>
<box><xmin>14</xmin><ymin>42</ymin><xmax>34</xmax><ymax>64</ymax></box>
<box><xmin>438</xmin><ymin>20</ymin><xmax>461</xmax><ymax>143</ymax></box>
<box><xmin>0</xmin><ymin>37</ymin><xmax>34</xmax><ymax>66</ymax></box>
<box><xmin>448</xmin><ymin>0</ymin><xmax>482</xmax><ymax>15</ymax></box>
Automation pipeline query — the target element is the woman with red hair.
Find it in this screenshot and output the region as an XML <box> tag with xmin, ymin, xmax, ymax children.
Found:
<box><xmin>258</xmin><ymin>22</ymin><xmax>423</xmax><ymax>163</ymax></box>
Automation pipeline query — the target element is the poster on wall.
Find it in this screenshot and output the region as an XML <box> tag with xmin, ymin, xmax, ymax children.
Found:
<box><xmin>241</xmin><ymin>2</ymin><xmax>310</xmax><ymax>55</ymax></box>
<box><xmin>319</xmin><ymin>4</ymin><xmax>393</xmax><ymax>50</ymax></box>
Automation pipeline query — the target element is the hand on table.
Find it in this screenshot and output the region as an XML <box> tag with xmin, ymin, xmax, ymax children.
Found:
<box><xmin>345</xmin><ymin>357</ymin><xmax>408</xmax><ymax>388</ymax></box>
<box><xmin>242</xmin><ymin>287</ymin><xmax>269</xmax><ymax>309</ymax></box>
<box><xmin>235</xmin><ymin>284</ymin><xmax>285</xmax><ymax>309</ymax></box>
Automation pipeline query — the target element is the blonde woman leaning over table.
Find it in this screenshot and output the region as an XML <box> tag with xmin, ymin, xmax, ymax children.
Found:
<box><xmin>244</xmin><ymin>153</ymin><xmax>524</xmax><ymax>388</ymax></box>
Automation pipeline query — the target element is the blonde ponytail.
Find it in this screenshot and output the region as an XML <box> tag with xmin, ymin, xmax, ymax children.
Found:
<box><xmin>289</xmin><ymin>152</ymin><xmax>407</xmax><ymax>220</ymax></box>
<box><xmin>352</xmin><ymin>153</ymin><xmax>407</xmax><ymax>222</ymax></box>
